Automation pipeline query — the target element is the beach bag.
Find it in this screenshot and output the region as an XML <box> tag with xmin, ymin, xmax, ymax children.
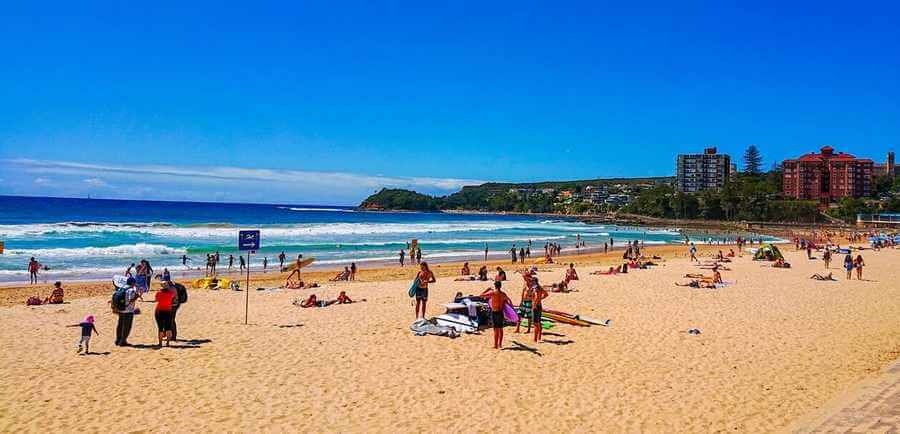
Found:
<box><xmin>174</xmin><ymin>283</ymin><xmax>188</xmax><ymax>304</ymax></box>
<box><xmin>112</xmin><ymin>287</ymin><xmax>128</xmax><ymax>312</ymax></box>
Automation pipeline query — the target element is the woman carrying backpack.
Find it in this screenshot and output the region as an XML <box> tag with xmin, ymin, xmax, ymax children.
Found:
<box><xmin>168</xmin><ymin>281</ymin><xmax>188</xmax><ymax>341</ymax></box>
<box><xmin>155</xmin><ymin>281</ymin><xmax>177</xmax><ymax>347</ymax></box>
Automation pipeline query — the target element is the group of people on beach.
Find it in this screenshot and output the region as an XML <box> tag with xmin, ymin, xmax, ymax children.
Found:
<box><xmin>398</xmin><ymin>246</ymin><xmax>422</xmax><ymax>267</ymax></box>
<box><xmin>109</xmin><ymin>276</ymin><xmax>188</xmax><ymax>349</ymax></box>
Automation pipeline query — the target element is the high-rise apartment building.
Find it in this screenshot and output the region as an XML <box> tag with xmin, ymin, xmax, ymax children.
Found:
<box><xmin>675</xmin><ymin>147</ymin><xmax>732</xmax><ymax>193</ymax></box>
<box><xmin>782</xmin><ymin>146</ymin><xmax>874</xmax><ymax>202</ymax></box>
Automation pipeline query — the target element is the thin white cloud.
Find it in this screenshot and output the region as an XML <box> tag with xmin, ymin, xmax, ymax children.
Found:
<box><xmin>7</xmin><ymin>158</ymin><xmax>486</xmax><ymax>193</ymax></box>
<box><xmin>83</xmin><ymin>177</ymin><xmax>109</xmax><ymax>187</ymax></box>
<box><xmin>33</xmin><ymin>177</ymin><xmax>52</xmax><ymax>185</ymax></box>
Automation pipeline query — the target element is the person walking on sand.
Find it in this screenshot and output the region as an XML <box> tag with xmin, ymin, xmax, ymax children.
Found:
<box><xmin>350</xmin><ymin>262</ymin><xmax>357</xmax><ymax>281</ymax></box>
<box><xmin>843</xmin><ymin>253</ymin><xmax>854</xmax><ymax>280</ymax></box>
<box><xmin>823</xmin><ymin>249</ymin><xmax>831</xmax><ymax>269</ymax></box>
<box><xmin>239</xmin><ymin>255</ymin><xmax>246</xmax><ymax>272</ymax></box>
<box><xmin>263</xmin><ymin>257</ymin><xmax>268</xmax><ymax>272</ymax></box>
<box><xmin>519</xmin><ymin>247</ymin><xmax>526</xmax><ymax>264</ymax></box>
<box><xmin>854</xmin><ymin>254</ymin><xmax>865</xmax><ymax>280</ymax></box>
<box><xmin>154</xmin><ymin>281</ymin><xmax>177</xmax><ymax>347</ymax></box>
<box><xmin>484</xmin><ymin>243</ymin><xmax>489</xmax><ymax>262</ymax></box>
<box><xmin>28</xmin><ymin>257</ymin><xmax>41</xmax><ymax>284</ymax></box>
<box><xmin>228</xmin><ymin>254</ymin><xmax>234</xmax><ymax>271</ymax></box>
<box><xmin>114</xmin><ymin>277</ymin><xmax>138</xmax><ymax>346</ymax></box>
<box><xmin>510</xmin><ymin>246</ymin><xmax>517</xmax><ymax>264</ymax></box>
<box><xmin>399</xmin><ymin>249</ymin><xmax>405</xmax><ymax>266</ymax></box>
<box><xmin>416</xmin><ymin>247</ymin><xmax>422</xmax><ymax>265</ymax></box>
<box><xmin>480</xmin><ymin>281</ymin><xmax>511</xmax><ymax>349</ymax></box>
<box><xmin>68</xmin><ymin>315</ymin><xmax>99</xmax><ymax>354</ymax></box>
<box><xmin>278</xmin><ymin>251</ymin><xmax>286</xmax><ymax>271</ymax></box>
<box><xmin>414</xmin><ymin>262</ymin><xmax>436</xmax><ymax>319</ymax></box>
<box><xmin>168</xmin><ymin>280</ymin><xmax>187</xmax><ymax>341</ymax></box>
<box><xmin>689</xmin><ymin>243</ymin><xmax>698</xmax><ymax>262</ymax></box>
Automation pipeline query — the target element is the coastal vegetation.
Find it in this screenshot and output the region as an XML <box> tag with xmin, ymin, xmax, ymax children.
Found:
<box><xmin>360</xmin><ymin>171</ymin><xmax>900</xmax><ymax>224</ymax></box>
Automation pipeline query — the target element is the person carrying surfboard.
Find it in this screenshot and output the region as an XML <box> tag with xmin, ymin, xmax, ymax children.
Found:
<box><xmin>414</xmin><ymin>262</ymin><xmax>435</xmax><ymax>319</ymax></box>
<box><xmin>480</xmin><ymin>281</ymin><xmax>511</xmax><ymax>350</ymax></box>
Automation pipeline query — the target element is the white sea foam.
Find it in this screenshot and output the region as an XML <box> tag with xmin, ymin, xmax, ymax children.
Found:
<box><xmin>0</xmin><ymin>220</ymin><xmax>605</xmax><ymax>239</ymax></box>
<box><xmin>6</xmin><ymin>243</ymin><xmax>186</xmax><ymax>257</ymax></box>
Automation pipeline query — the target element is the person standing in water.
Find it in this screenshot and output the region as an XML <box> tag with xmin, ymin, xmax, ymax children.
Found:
<box><xmin>414</xmin><ymin>262</ymin><xmax>436</xmax><ymax>319</ymax></box>
<box><xmin>484</xmin><ymin>244</ymin><xmax>489</xmax><ymax>262</ymax></box>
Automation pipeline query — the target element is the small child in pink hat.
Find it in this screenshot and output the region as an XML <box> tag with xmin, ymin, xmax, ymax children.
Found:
<box><xmin>67</xmin><ymin>315</ymin><xmax>99</xmax><ymax>354</ymax></box>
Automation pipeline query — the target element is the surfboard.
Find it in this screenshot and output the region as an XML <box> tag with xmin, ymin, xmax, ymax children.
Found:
<box><xmin>542</xmin><ymin>312</ymin><xmax>590</xmax><ymax>326</ymax></box>
<box><xmin>408</xmin><ymin>276</ymin><xmax>420</xmax><ymax>298</ymax></box>
<box><xmin>576</xmin><ymin>315</ymin><xmax>611</xmax><ymax>327</ymax></box>
<box><xmin>503</xmin><ymin>300</ymin><xmax>519</xmax><ymax>323</ymax></box>
<box><xmin>282</xmin><ymin>257</ymin><xmax>315</xmax><ymax>272</ymax></box>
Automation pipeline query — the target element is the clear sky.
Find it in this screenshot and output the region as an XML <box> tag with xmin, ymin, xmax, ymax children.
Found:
<box><xmin>1</xmin><ymin>1</ymin><xmax>898</xmax><ymax>205</ymax></box>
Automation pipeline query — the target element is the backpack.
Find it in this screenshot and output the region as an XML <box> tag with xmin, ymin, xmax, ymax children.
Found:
<box><xmin>112</xmin><ymin>287</ymin><xmax>128</xmax><ymax>312</ymax></box>
<box><xmin>174</xmin><ymin>283</ymin><xmax>188</xmax><ymax>304</ymax></box>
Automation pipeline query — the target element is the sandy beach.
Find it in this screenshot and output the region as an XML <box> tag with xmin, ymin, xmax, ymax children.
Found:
<box><xmin>1</xmin><ymin>244</ymin><xmax>898</xmax><ymax>433</ymax></box>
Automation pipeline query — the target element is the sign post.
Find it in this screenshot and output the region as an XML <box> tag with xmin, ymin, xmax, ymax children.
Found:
<box><xmin>238</xmin><ymin>230</ymin><xmax>261</xmax><ymax>325</ymax></box>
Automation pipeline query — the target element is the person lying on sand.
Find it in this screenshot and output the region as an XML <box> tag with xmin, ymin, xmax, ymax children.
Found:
<box><xmin>336</xmin><ymin>291</ymin><xmax>366</xmax><ymax>304</ymax></box>
<box><xmin>550</xmin><ymin>280</ymin><xmax>574</xmax><ymax>292</ymax></box>
<box><xmin>591</xmin><ymin>267</ymin><xmax>618</xmax><ymax>276</ymax></box>
<box><xmin>294</xmin><ymin>294</ymin><xmax>335</xmax><ymax>308</ymax></box>
<box><xmin>651</xmin><ymin>255</ymin><xmax>664</xmax><ymax>260</ymax></box>
<box><xmin>460</xmin><ymin>262</ymin><xmax>471</xmax><ymax>276</ymax></box>
<box><xmin>810</xmin><ymin>273</ymin><xmax>837</xmax><ymax>281</ymax></box>
<box><xmin>44</xmin><ymin>281</ymin><xmax>65</xmax><ymax>304</ymax></box>
<box><xmin>772</xmin><ymin>258</ymin><xmax>791</xmax><ymax>268</ymax></box>
<box><xmin>684</xmin><ymin>270</ymin><xmax>722</xmax><ymax>283</ymax></box>
<box><xmin>286</xmin><ymin>279</ymin><xmax>319</xmax><ymax>289</ymax></box>
<box><xmin>727</xmin><ymin>249</ymin><xmax>735</xmax><ymax>257</ymax></box>
<box><xmin>674</xmin><ymin>279</ymin><xmax>717</xmax><ymax>289</ymax></box>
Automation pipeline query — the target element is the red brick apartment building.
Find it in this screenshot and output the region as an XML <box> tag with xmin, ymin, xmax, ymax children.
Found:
<box><xmin>782</xmin><ymin>146</ymin><xmax>874</xmax><ymax>202</ymax></box>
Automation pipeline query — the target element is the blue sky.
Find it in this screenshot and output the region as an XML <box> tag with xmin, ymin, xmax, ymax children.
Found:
<box><xmin>1</xmin><ymin>1</ymin><xmax>898</xmax><ymax>205</ymax></box>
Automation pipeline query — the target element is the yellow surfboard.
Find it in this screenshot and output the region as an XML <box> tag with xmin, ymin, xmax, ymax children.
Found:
<box><xmin>282</xmin><ymin>257</ymin><xmax>315</xmax><ymax>272</ymax></box>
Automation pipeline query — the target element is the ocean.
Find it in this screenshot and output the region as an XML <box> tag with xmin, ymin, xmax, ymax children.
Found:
<box><xmin>0</xmin><ymin>195</ymin><xmax>774</xmax><ymax>283</ymax></box>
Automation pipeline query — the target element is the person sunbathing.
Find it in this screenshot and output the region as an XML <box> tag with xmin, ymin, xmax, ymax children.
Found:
<box><xmin>295</xmin><ymin>294</ymin><xmax>335</xmax><ymax>308</ymax></box>
<box><xmin>477</xmin><ymin>266</ymin><xmax>489</xmax><ymax>281</ymax></box>
<box><xmin>564</xmin><ymin>264</ymin><xmax>579</xmax><ymax>283</ymax></box>
<box><xmin>44</xmin><ymin>282</ymin><xmax>65</xmax><ymax>304</ymax></box>
<box><xmin>550</xmin><ymin>280</ymin><xmax>574</xmax><ymax>292</ymax></box>
<box><xmin>494</xmin><ymin>267</ymin><xmax>507</xmax><ymax>281</ymax></box>
<box><xmin>330</xmin><ymin>268</ymin><xmax>351</xmax><ymax>281</ymax></box>
<box><xmin>772</xmin><ymin>258</ymin><xmax>791</xmax><ymax>268</ymax></box>
<box><xmin>810</xmin><ymin>272</ymin><xmax>836</xmax><ymax>281</ymax></box>
<box><xmin>727</xmin><ymin>249</ymin><xmax>736</xmax><ymax>257</ymax></box>
<box><xmin>454</xmin><ymin>276</ymin><xmax>477</xmax><ymax>281</ymax></box>
<box><xmin>651</xmin><ymin>255</ymin><xmax>663</xmax><ymax>260</ymax></box>
<box><xmin>286</xmin><ymin>279</ymin><xmax>319</xmax><ymax>289</ymax></box>
<box><xmin>460</xmin><ymin>262</ymin><xmax>471</xmax><ymax>276</ymax></box>
<box><xmin>591</xmin><ymin>267</ymin><xmax>618</xmax><ymax>275</ymax></box>
<box><xmin>674</xmin><ymin>279</ymin><xmax>717</xmax><ymax>289</ymax></box>
<box><xmin>335</xmin><ymin>291</ymin><xmax>357</xmax><ymax>304</ymax></box>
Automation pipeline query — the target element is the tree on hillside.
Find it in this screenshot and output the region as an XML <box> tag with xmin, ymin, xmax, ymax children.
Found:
<box><xmin>743</xmin><ymin>145</ymin><xmax>762</xmax><ymax>175</ymax></box>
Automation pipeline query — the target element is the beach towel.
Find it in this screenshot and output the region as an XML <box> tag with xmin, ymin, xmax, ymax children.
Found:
<box><xmin>410</xmin><ymin>318</ymin><xmax>459</xmax><ymax>338</ymax></box>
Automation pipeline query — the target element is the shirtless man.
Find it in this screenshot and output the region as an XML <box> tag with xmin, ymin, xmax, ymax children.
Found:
<box><xmin>480</xmin><ymin>281</ymin><xmax>511</xmax><ymax>349</ymax></box>
<box><xmin>414</xmin><ymin>262</ymin><xmax>436</xmax><ymax>319</ymax></box>
<box><xmin>515</xmin><ymin>279</ymin><xmax>535</xmax><ymax>334</ymax></box>
<box><xmin>530</xmin><ymin>279</ymin><xmax>549</xmax><ymax>343</ymax></box>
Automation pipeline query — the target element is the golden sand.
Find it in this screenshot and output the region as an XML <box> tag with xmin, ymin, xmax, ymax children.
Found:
<box><xmin>1</xmin><ymin>244</ymin><xmax>898</xmax><ymax>432</ymax></box>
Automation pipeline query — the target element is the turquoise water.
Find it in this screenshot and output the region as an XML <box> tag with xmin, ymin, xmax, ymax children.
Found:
<box><xmin>0</xmin><ymin>195</ymin><xmax>772</xmax><ymax>283</ymax></box>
